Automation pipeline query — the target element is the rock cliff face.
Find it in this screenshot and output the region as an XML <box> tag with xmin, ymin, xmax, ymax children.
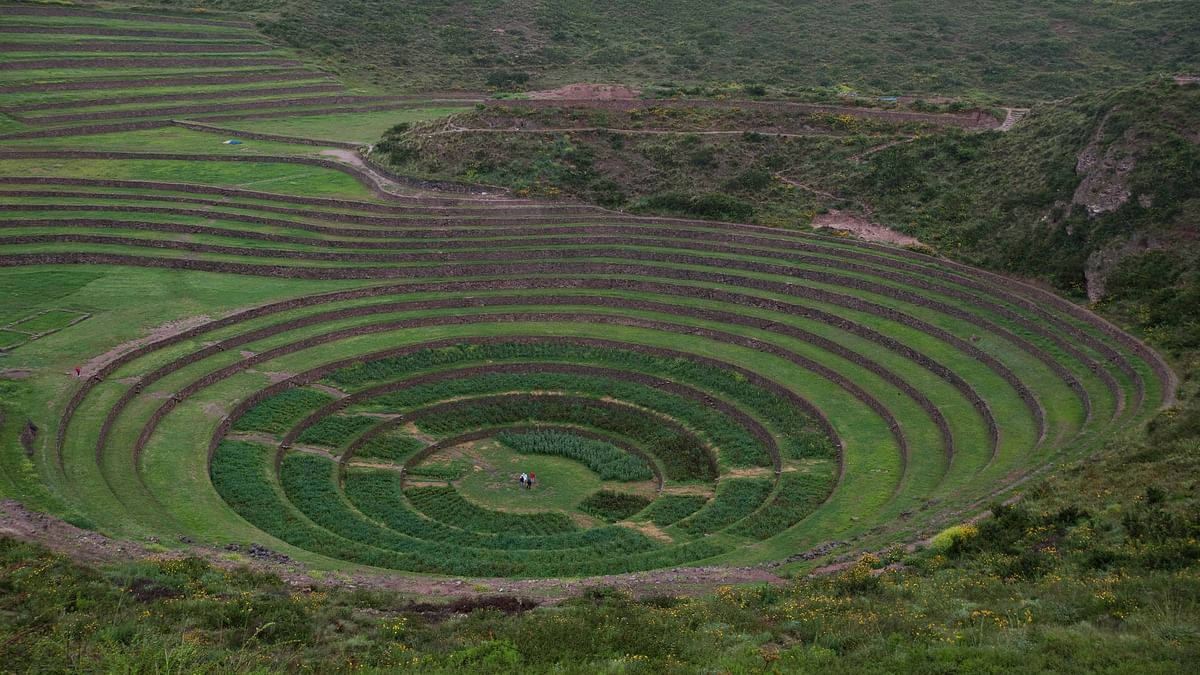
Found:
<box><xmin>1072</xmin><ymin>113</ymin><xmax>1141</xmax><ymax>218</ymax></box>
<box><xmin>1070</xmin><ymin>110</ymin><xmax>1160</xmax><ymax>301</ymax></box>
<box><xmin>1084</xmin><ymin>233</ymin><xmax>1164</xmax><ymax>302</ymax></box>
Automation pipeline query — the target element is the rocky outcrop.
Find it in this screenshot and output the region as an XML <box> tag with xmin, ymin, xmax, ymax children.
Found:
<box><xmin>1072</xmin><ymin>114</ymin><xmax>1141</xmax><ymax>216</ymax></box>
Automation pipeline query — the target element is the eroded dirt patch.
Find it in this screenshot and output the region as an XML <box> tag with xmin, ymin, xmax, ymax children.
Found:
<box><xmin>813</xmin><ymin>210</ymin><xmax>921</xmax><ymax>247</ymax></box>
<box><xmin>526</xmin><ymin>83</ymin><xmax>641</xmax><ymax>100</ymax></box>
<box><xmin>80</xmin><ymin>315</ymin><xmax>211</xmax><ymax>377</ymax></box>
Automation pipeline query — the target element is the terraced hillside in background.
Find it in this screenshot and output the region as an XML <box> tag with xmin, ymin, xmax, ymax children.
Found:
<box><xmin>0</xmin><ymin>4</ymin><xmax>1176</xmax><ymax>579</ymax></box>
<box><xmin>0</xmin><ymin>4</ymin><xmax>476</xmax><ymax>141</ymax></box>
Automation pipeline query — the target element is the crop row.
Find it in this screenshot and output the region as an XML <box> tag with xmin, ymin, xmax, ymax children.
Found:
<box><xmin>578</xmin><ymin>490</ymin><xmax>654</xmax><ymax>522</ymax></box>
<box><xmin>736</xmin><ymin>471</ymin><xmax>837</xmax><ymax>540</ymax></box>
<box><xmin>63</xmin><ymin>273</ymin><xmax>1051</xmax><ymax>499</ymax></box>
<box><xmin>3</xmin><ymin>5</ymin><xmax>253</xmax><ymax>28</ymax></box>
<box><xmin>318</xmin><ymin>365</ymin><xmax>779</xmax><ymax>467</ymax></box>
<box><xmin>344</xmin><ymin>468</ymin><xmax>657</xmax><ymax>551</ymax></box>
<box><xmin>0</xmin><ymin>69</ymin><xmax>325</xmax><ymax>94</ymax></box>
<box><xmin>0</xmin><ymin>41</ymin><xmax>273</xmax><ymax>53</ymax></box>
<box><xmin>25</xmin><ymin>162</ymin><xmax>1166</xmax><ymax>576</ymax></box>
<box><xmin>12</xmin><ymin>95</ymin><xmax>429</xmax><ymax>125</ymax></box>
<box><xmin>496</xmin><ymin>429</ymin><xmax>653</xmax><ymax>482</ymax></box>
<box><xmin>353</xmin><ymin>432</ymin><xmax>423</xmax><ymax>463</ymax></box>
<box><xmin>91</xmin><ymin>294</ymin><xmax>974</xmax><ymax>504</ymax></box>
<box><xmin>637</xmin><ymin>495</ymin><xmax>710</xmax><ymax>526</ymax></box>
<box><xmin>0</xmin><ymin>168</ymin><xmax>1150</xmax><ymax>410</ymax></box>
<box><xmin>295</xmin><ymin>414</ymin><xmax>380</xmax><ymax>450</ymax></box>
<box><xmin>0</xmin><ymin>174</ymin><xmax>1169</xmax><ymax>408</ymax></box>
<box><xmin>0</xmin><ymin>25</ymin><xmax>265</xmax><ymax>40</ymax></box>
<box><xmin>214</xmin><ymin>442</ymin><xmax>731</xmax><ymax>576</ymax></box>
<box><xmin>0</xmin><ymin>57</ymin><xmax>300</xmax><ymax>71</ymax></box>
<box><xmin>404</xmin><ymin>486</ymin><xmax>578</xmax><ymax>536</ymax></box>
<box><xmin>3</xmin><ymin>231</ymin><xmax>1089</xmax><ymax>427</ymax></box>
<box><xmin>231</xmin><ymin>388</ymin><xmax>334</xmax><ymax>435</ymax></box>
<box><xmin>405</xmin><ymin>394</ymin><xmax>717</xmax><ymax>482</ymax></box>
<box><xmin>326</xmin><ymin>341</ymin><xmax>831</xmax><ymax>460</ymax></box>
<box><xmin>1</xmin><ymin>84</ymin><xmax>344</xmax><ymax>113</ymax></box>
<box><xmin>673</xmin><ymin>478</ymin><xmax>776</xmax><ymax>537</ymax></box>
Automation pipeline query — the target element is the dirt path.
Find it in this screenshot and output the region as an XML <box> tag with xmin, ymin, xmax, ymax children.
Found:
<box><xmin>79</xmin><ymin>315</ymin><xmax>211</xmax><ymax>378</ymax></box>
<box><xmin>525</xmin><ymin>84</ymin><xmax>641</xmax><ymax>100</ymax></box>
<box><xmin>848</xmin><ymin>136</ymin><xmax>918</xmax><ymax>161</ymax></box>
<box><xmin>434</xmin><ymin>125</ymin><xmax>848</xmax><ymax>139</ymax></box>
<box><xmin>319</xmin><ymin>148</ymin><xmax>427</xmax><ymax>197</ymax></box>
<box><xmin>998</xmin><ymin>108</ymin><xmax>1030</xmax><ymax>132</ymax></box>
<box><xmin>225</xmin><ymin>432</ymin><xmax>281</xmax><ymax>446</ymax></box>
<box><xmin>770</xmin><ymin>172</ymin><xmax>921</xmax><ymax>247</ymax></box>
<box><xmin>308</xmin><ymin>383</ymin><xmax>348</xmax><ymax>399</ymax></box>
<box><xmin>812</xmin><ymin>210</ymin><xmax>922</xmax><ymax>247</ymax></box>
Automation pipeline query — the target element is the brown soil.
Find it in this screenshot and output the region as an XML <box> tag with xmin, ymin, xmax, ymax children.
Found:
<box><xmin>619</xmin><ymin>521</ymin><xmax>673</xmax><ymax>543</ymax></box>
<box><xmin>525</xmin><ymin>83</ymin><xmax>641</xmax><ymax>100</ymax></box>
<box><xmin>308</xmin><ymin>383</ymin><xmax>348</xmax><ymax>399</ymax></box>
<box><xmin>225</xmin><ymin>432</ymin><xmax>280</xmax><ymax>446</ymax></box>
<box><xmin>812</xmin><ymin>209</ymin><xmax>921</xmax><ymax>247</ymax></box>
<box><xmin>725</xmin><ymin>467</ymin><xmax>776</xmax><ymax>478</ymax></box>
<box><xmin>660</xmin><ymin>484</ymin><xmax>716</xmax><ymax>496</ymax></box>
<box><xmin>0</xmin><ymin>369</ymin><xmax>32</xmax><ymax>379</ymax></box>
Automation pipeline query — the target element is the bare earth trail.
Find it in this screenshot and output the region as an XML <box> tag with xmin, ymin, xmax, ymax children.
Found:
<box><xmin>433</xmin><ymin>124</ymin><xmax>862</xmax><ymax>139</ymax></box>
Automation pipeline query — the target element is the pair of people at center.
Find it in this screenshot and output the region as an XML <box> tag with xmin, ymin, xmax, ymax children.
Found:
<box><xmin>518</xmin><ymin>472</ymin><xmax>537</xmax><ymax>489</ymax></box>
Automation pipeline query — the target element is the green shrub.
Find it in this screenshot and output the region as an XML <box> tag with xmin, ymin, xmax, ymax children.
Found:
<box><xmin>405</xmin><ymin>486</ymin><xmax>578</xmax><ymax>535</ymax></box>
<box><xmin>296</xmin><ymin>414</ymin><xmax>379</xmax><ymax>449</ymax></box>
<box><xmin>497</xmin><ymin>429</ymin><xmax>653</xmax><ymax>481</ymax></box>
<box><xmin>578</xmin><ymin>490</ymin><xmax>653</xmax><ymax>522</ymax></box>
<box><xmin>738</xmin><ymin>471</ymin><xmax>834</xmax><ymax>539</ymax></box>
<box><xmin>354</xmin><ymin>432</ymin><xmax>424</xmax><ymax>462</ymax></box>
<box><xmin>232</xmin><ymin>389</ymin><xmax>333</xmax><ymax>434</ymax></box>
<box><xmin>485</xmin><ymin>70</ymin><xmax>531</xmax><ymax>89</ymax></box>
<box><xmin>928</xmin><ymin>523</ymin><xmax>979</xmax><ymax>555</ymax></box>
<box><xmin>638</xmin><ymin>495</ymin><xmax>710</xmax><ymax>526</ymax></box>
<box><xmin>674</xmin><ymin>478</ymin><xmax>774</xmax><ymax>535</ymax></box>
<box><xmin>634</xmin><ymin>191</ymin><xmax>754</xmax><ymax>221</ymax></box>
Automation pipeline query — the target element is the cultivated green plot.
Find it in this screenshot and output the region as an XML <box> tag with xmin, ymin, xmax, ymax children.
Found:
<box><xmin>209</xmin><ymin>107</ymin><xmax>471</xmax><ymax>143</ymax></box>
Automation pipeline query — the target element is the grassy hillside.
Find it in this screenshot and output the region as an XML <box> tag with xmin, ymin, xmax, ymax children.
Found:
<box><xmin>144</xmin><ymin>0</ymin><xmax>1200</xmax><ymax>101</ymax></box>
<box><xmin>371</xmin><ymin>103</ymin><xmax>929</xmax><ymax>225</ymax></box>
